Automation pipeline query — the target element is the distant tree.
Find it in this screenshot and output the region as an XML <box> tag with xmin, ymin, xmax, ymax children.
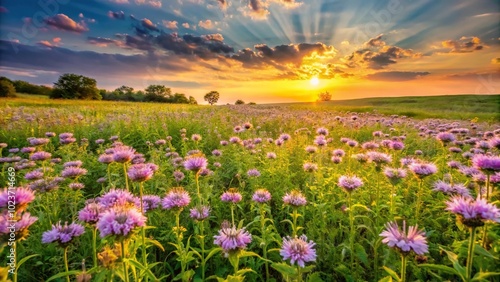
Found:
<box><xmin>317</xmin><ymin>91</ymin><xmax>332</xmax><ymax>102</ymax></box>
<box><xmin>248</xmin><ymin>102</ymin><xmax>256</xmax><ymax>105</ymax></box>
<box><xmin>0</xmin><ymin>80</ymin><xmax>16</xmax><ymax>97</ymax></box>
<box><xmin>171</xmin><ymin>93</ymin><xmax>189</xmax><ymax>104</ymax></box>
<box><xmin>235</xmin><ymin>99</ymin><xmax>245</xmax><ymax>105</ymax></box>
<box><xmin>188</xmin><ymin>96</ymin><xmax>198</xmax><ymax>105</ymax></box>
<box><xmin>204</xmin><ymin>91</ymin><xmax>219</xmax><ymax>105</ymax></box>
<box><xmin>50</xmin><ymin>73</ymin><xmax>101</xmax><ymax>100</ymax></box>
<box><xmin>9</xmin><ymin>80</ymin><xmax>51</xmax><ymax>95</ymax></box>
<box><xmin>144</xmin><ymin>85</ymin><xmax>171</xmax><ymax>102</ymax></box>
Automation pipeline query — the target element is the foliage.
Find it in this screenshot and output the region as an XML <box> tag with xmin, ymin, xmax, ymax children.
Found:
<box><xmin>50</xmin><ymin>73</ymin><xmax>101</xmax><ymax>100</ymax></box>
<box><xmin>204</xmin><ymin>91</ymin><xmax>220</xmax><ymax>105</ymax></box>
<box><xmin>13</xmin><ymin>80</ymin><xmax>52</xmax><ymax>96</ymax></box>
<box><xmin>317</xmin><ymin>91</ymin><xmax>332</xmax><ymax>102</ymax></box>
<box><xmin>235</xmin><ymin>100</ymin><xmax>245</xmax><ymax>105</ymax></box>
<box><xmin>0</xmin><ymin>79</ymin><xmax>17</xmax><ymax>98</ymax></box>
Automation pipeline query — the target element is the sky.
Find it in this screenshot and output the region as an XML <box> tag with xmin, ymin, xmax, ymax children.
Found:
<box><xmin>0</xmin><ymin>0</ymin><xmax>499</xmax><ymax>104</ymax></box>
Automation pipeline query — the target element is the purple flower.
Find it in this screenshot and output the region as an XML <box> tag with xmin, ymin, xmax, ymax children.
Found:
<box><xmin>338</xmin><ymin>175</ymin><xmax>363</xmax><ymax>192</ymax></box>
<box><xmin>252</xmin><ymin>189</ymin><xmax>271</xmax><ymax>203</ymax></box>
<box><xmin>314</xmin><ymin>135</ymin><xmax>327</xmax><ymax>146</ymax></box>
<box><xmin>279</xmin><ymin>133</ymin><xmax>291</xmax><ymax>141</ymax></box>
<box><xmin>42</xmin><ymin>221</ymin><xmax>85</xmax><ymax>245</ymax></box>
<box><xmin>190</xmin><ymin>205</ymin><xmax>210</xmax><ymax>221</ymax></box>
<box><xmin>367</xmin><ymin>151</ymin><xmax>392</xmax><ymax>166</ymax></box>
<box><xmin>112</xmin><ymin>146</ymin><xmax>136</xmax><ymax>163</ymax></box>
<box><xmin>99</xmin><ymin>189</ymin><xmax>140</xmax><ymax>209</ymax></box>
<box><xmin>283</xmin><ymin>190</ymin><xmax>307</xmax><ymax>207</ymax></box>
<box><xmin>347</xmin><ymin>140</ymin><xmax>358</xmax><ymax>147</ymax></box>
<box><xmin>63</xmin><ymin>160</ymin><xmax>83</xmax><ymax>168</ymax></box>
<box><xmin>30</xmin><ymin>151</ymin><xmax>52</xmax><ymax>161</ymax></box>
<box><xmin>59</xmin><ymin>133</ymin><xmax>76</xmax><ymax>144</ymax></box>
<box><xmin>191</xmin><ymin>134</ymin><xmax>202</xmax><ymax>141</ymax></box>
<box><xmin>247</xmin><ymin>169</ymin><xmax>261</xmax><ymax>177</ymax></box>
<box><xmin>162</xmin><ymin>187</ymin><xmax>191</xmax><ymax>210</ymax></box>
<box><xmin>332</xmin><ymin>149</ymin><xmax>345</xmax><ymax>157</ymax></box>
<box><xmin>390</xmin><ymin>141</ymin><xmax>405</xmax><ymax>150</ymax></box>
<box><xmin>380</xmin><ymin>221</ymin><xmax>428</xmax><ymax>255</ymax></box>
<box><xmin>98</xmin><ymin>154</ymin><xmax>114</xmax><ymax>164</ymax></box>
<box><xmin>8</xmin><ymin>148</ymin><xmax>19</xmax><ymax>153</ymax></box>
<box><xmin>0</xmin><ymin>187</ymin><xmax>35</xmax><ymax>212</ymax></box>
<box><xmin>28</xmin><ymin>177</ymin><xmax>63</xmax><ymax>192</ymax></box>
<box><xmin>409</xmin><ymin>162</ymin><xmax>438</xmax><ymax>179</ymax></box>
<box><xmin>305</xmin><ymin>146</ymin><xmax>318</xmax><ymax>154</ymax></box>
<box><xmin>432</xmin><ymin>181</ymin><xmax>470</xmax><ymax>197</ymax></box>
<box><xmin>383</xmin><ymin>167</ymin><xmax>407</xmax><ymax>185</ymax></box>
<box><xmin>173</xmin><ymin>170</ymin><xmax>185</xmax><ymax>182</ymax></box>
<box><xmin>142</xmin><ymin>195</ymin><xmax>161</xmax><ymax>212</ymax></box>
<box><xmin>78</xmin><ymin>201</ymin><xmax>104</xmax><ymax>225</ymax></box>
<box><xmin>446</xmin><ymin>196</ymin><xmax>500</xmax><ymax>227</ymax></box>
<box><xmin>0</xmin><ymin>212</ymin><xmax>38</xmax><ymax>241</ymax></box>
<box><xmin>331</xmin><ymin>156</ymin><xmax>342</xmax><ymax>164</ymax></box>
<box><xmin>213</xmin><ymin>224</ymin><xmax>252</xmax><ymax>255</ymax></box>
<box><xmin>316</xmin><ymin>127</ymin><xmax>329</xmax><ymax>136</ymax></box>
<box><xmin>352</xmin><ymin>153</ymin><xmax>368</xmax><ymax>163</ymax></box>
<box><xmin>436</xmin><ymin>132</ymin><xmax>456</xmax><ymax>144</ymax></box>
<box><xmin>29</xmin><ymin>138</ymin><xmax>50</xmax><ymax>147</ymax></box>
<box><xmin>45</xmin><ymin>132</ymin><xmax>56</xmax><ymax>137</ymax></box>
<box><xmin>303</xmin><ymin>162</ymin><xmax>318</xmax><ymax>172</ymax></box>
<box><xmin>183</xmin><ymin>156</ymin><xmax>208</xmax><ymax>172</ymax></box>
<box><xmin>21</xmin><ymin>147</ymin><xmax>36</xmax><ymax>154</ymax></box>
<box><xmin>69</xmin><ymin>183</ymin><xmax>85</xmax><ymax>190</ymax></box>
<box><xmin>212</xmin><ymin>149</ymin><xmax>222</xmax><ymax>157</ymax></box>
<box><xmin>280</xmin><ymin>235</ymin><xmax>317</xmax><ymax>268</ymax></box>
<box><xmin>127</xmin><ymin>163</ymin><xmax>156</xmax><ymax>182</ymax></box>
<box><xmin>221</xmin><ymin>188</ymin><xmax>242</xmax><ymax>203</ymax></box>
<box><xmin>362</xmin><ymin>141</ymin><xmax>379</xmax><ymax>150</ymax></box>
<box><xmin>266</xmin><ymin>152</ymin><xmax>277</xmax><ymax>159</ymax></box>
<box><xmin>24</xmin><ymin>169</ymin><xmax>44</xmax><ymax>180</ymax></box>
<box><xmin>61</xmin><ymin>166</ymin><xmax>88</xmax><ymax>179</ymax></box>
<box><xmin>97</xmin><ymin>206</ymin><xmax>147</xmax><ymax>238</ymax></box>
<box><xmin>472</xmin><ymin>154</ymin><xmax>500</xmax><ymax>173</ymax></box>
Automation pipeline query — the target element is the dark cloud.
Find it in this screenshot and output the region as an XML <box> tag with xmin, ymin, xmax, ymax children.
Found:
<box><xmin>441</xmin><ymin>36</ymin><xmax>485</xmax><ymax>53</ymax></box>
<box><xmin>154</xmin><ymin>33</ymin><xmax>234</xmax><ymax>59</ymax></box>
<box><xmin>44</xmin><ymin>14</ymin><xmax>88</xmax><ymax>33</ymax></box>
<box><xmin>217</xmin><ymin>0</ymin><xmax>227</xmax><ymax>10</ymax></box>
<box><xmin>108</xmin><ymin>11</ymin><xmax>125</xmax><ymax>20</ymax></box>
<box><xmin>343</xmin><ymin>35</ymin><xmax>420</xmax><ymax>70</ymax></box>
<box><xmin>141</xmin><ymin>18</ymin><xmax>159</xmax><ymax>32</ymax></box>
<box><xmin>366</xmin><ymin>71</ymin><xmax>430</xmax><ymax>81</ymax></box>
<box><xmin>87</xmin><ymin>37</ymin><xmax>124</xmax><ymax>47</ymax></box>
<box><xmin>248</xmin><ymin>0</ymin><xmax>269</xmax><ymax>19</ymax></box>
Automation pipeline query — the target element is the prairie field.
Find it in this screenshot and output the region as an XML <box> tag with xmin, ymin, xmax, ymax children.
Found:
<box><xmin>0</xmin><ymin>95</ymin><xmax>499</xmax><ymax>282</ymax></box>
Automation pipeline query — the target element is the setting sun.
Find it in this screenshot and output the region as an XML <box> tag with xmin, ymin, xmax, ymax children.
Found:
<box><xmin>310</xmin><ymin>77</ymin><xmax>319</xmax><ymax>86</ymax></box>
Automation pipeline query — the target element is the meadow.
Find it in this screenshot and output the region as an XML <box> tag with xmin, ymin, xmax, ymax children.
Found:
<box><xmin>0</xmin><ymin>95</ymin><xmax>499</xmax><ymax>282</ymax></box>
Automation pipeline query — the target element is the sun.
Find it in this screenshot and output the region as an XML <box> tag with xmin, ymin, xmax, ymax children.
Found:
<box><xmin>310</xmin><ymin>76</ymin><xmax>319</xmax><ymax>86</ymax></box>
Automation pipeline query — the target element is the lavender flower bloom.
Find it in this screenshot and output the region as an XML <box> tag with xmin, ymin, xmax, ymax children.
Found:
<box><xmin>221</xmin><ymin>188</ymin><xmax>243</xmax><ymax>203</ymax></box>
<box><xmin>78</xmin><ymin>201</ymin><xmax>104</xmax><ymax>225</ymax></box>
<box><xmin>173</xmin><ymin>170</ymin><xmax>185</xmax><ymax>182</ymax></box>
<box><xmin>489</xmin><ymin>137</ymin><xmax>500</xmax><ymax>150</ymax></box>
<box><xmin>61</xmin><ymin>166</ymin><xmax>88</xmax><ymax>179</ymax></box>
<box><xmin>436</xmin><ymin>132</ymin><xmax>456</xmax><ymax>144</ymax></box>
<box><xmin>42</xmin><ymin>222</ymin><xmax>85</xmax><ymax>245</ymax></box>
<box><xmin>380</xmin><ymin>221</ymin><xmax>428</xmax><ymax>255</ymax></box>
<box><xmin>316</xmin><ymin>127</ymin><xmax>329</xmax><ymax>136</ymax></box>
<box><xmin>142</xmin><ymin>195</ymin><xmax>161</xmax><ymax>212</ymax></box>
<box><xmin>400</xmin><ymin>157</ymin><xmax>415</xmax><ymax>167</ymax></box>
<box><xmin>45</xmin><ymin>132</ymin><xmax>56</xmax><ymax>137</ymax></box>
<box><xmin>59</xmin><ymin>133</ymin><xmax>76</xmax><ymax>144</ymax></box>
<box><xmin>373</xmin><ymin>131</ymin><xmax>383</xmax><ymax>137</ymax></box>
<box><xmin>97</xmin><ymin>177</ymin><xmax>107</xmax><ymax>184</ymax></box>
<box><xmin>63</xmin><ymin>160</ymin><xmax>83</xmax><ymax>168</ymax></box>
<box><xmin>383</xmin><ymin>167</ymin><xmax>407</xmax><ymax>185</ymax></box>
<box><xmin>30</xmin><ymin>151</ymin><xmax>52</xmax><ymax>161</ymax></box>
<box><xmin>247</xmin><ymin>169</ymin><xmax>261</xmax><ymax>177</ymax></box>
<box><xmin>220</xmin><ymin>140</ymin><xmax>229</xmax><ymax>146</ymax></box>
<box><xmin>97</xmin><ymin>207</ymin><xmax>146</xmax><ymax>238</ymax></box>
<box><xmin>446</xmin><ymin>196</ymin><xmax>500</xmax><ymax>227</ymax></box>
<box><xmin>95</xmin><ymin>139</ymin><xmax>105</xmax><ymax>145</ymax></box>
<box><xmin>213</xmin><ymin>225</ymin><xmax>252</xmax><ymax>255</ymax></box>
<box><xmin>127</xmin><ymin>163</ymin><xmax>156</xmax><ymax>182</ymax></box>
<box><xmin>331</xmin><ymin>156</ymin><xmax>342</xmax><ymax>164</ymax></box>
<box><xmin>183</xmin><ymin>156</ymin><xmax>208</xmax><ymax>172</ymax></box>
<box><xmin>338</xmin><ymin>175</ymin><xmax>363</xmax><ymax>192</ymax></box>
<box><xmin>280</xmin><ymin>235</ymin><xmax>317</xmax><ymax>268</ymax></box>
<box><xmin>347</xmin><ymin>140</ymin><xmax>358</xmax><ymax>147</ymax></box>
<box><xmin>98</xmin><ymin>154</ymin><xmax>114</xmax><ymax>164</ymax></box>
<box><xmin>362</xmin><ymin>141</ymin><xmax>379</xmax><ymax>150</ymax></box>
<box><xmin>21</xmin><ymin>147</ymin><xmax>36</xmax><ymax>154</ymax></box>
<box><xmin>252</xmin><ymin>189</ymin><xmax>271</xmax><ymax>203</ymax></box>
<box><xmin>69</xmin><ymin>183</ymin><xmax>85</xmax><ymax>190</ymax></box>
<box><xmin>279</xmin><ymin>133</ymin><xmax>291</xmax><ymax>141</ymax></box>
<box><xmin>267</xmin><ymin>152</ymin><xmax>277</xmax><ymax>159</ymax></box>
<box><xmin>0</xmin><ymin>212</ymin><xmax>38</xmax><ymax>242</ymax></box>
<box><xmin>352</xmin><ymin>153</ymin><xmax>368</xmax><ymax>163</ymax></box>
<box><xmin>314</xmin><ymin>135</ymin><xmax>327</xmax><ymax>146</ymax></box>
<box><xmin>332</xmin><ymin>149</ymin><xmax>345</xmax><ymax>157</ymax></box>
<box><xmin>472</xmin><ymin>154</ymin><xmax>500</xmax><ymax>173</ymax></box>
<box><xmin>212</xmin><ymin>149</ymin><xmax>222</xmax><ymax>157</ymax></box>
<box><xmin>390</xmin><ymin>141</ymin><xmax>405</xmax><ymax>150</ymax></box>
<box><xmin>409</xmin><ymin>162</ymin><xmax>438</xmax><ymax>179</ymax></box>
<box><xmin>229</xmin><ymin>137</ymin><xmax>241</xmax><ymax>144</ymax></box>
<box><xmin>305</xmin><ymin>146</ymin><xmax>318</xmax><ymax>154</ymax></box>
<box><xmin>25</xmin><ymin>170</ymin><xmax>44</xmax><ymax>180</ymax></box>
<box><xmin>112</xmin><ymin>146</ymin><xmax>136</xmax><ymax>163</ymax></box>
<box><xmin>275</xmin><ymin>139</ymin><xmax>284</xmax><ymax>146</ymax></box>
<box><xmin>162</xmin><ymin>187</ymin><xmax>191</xmax><ymax>210</ymax></box>
<box><xmin>99</xmin><ymin>189</ymin><xmax>140</xmax><ymax>209</ymax></box>
<box><xmin>367</xmin><ymin>151</ymin><xmax>392</xmax><ymax>166</ymax></box>
<box><xmin>0</xmin><ymin>187</ymin><xmax>35</xmax><ymax>212</ymax></box>
<box><xmin>303</xmin><ymin>162</ymin><xmax>318</xmax><ymax>172</ymax></box>
<box><xmin>190</xmin><ymin>205</ymin><xmax>210</xmax><ymax>221</ymax></box>
<box><xmin>283</xmin><ymin>190</ymin><xmax>307</xmax><ymax>207</ymax></box>
<box><xmin>432</xmin><ymin>181</ymin><xmax>470</xmax><ymax>197</ymax></box>
<box><xmin>28</xmin><ymin>177</ymin><xmax>63</xmax><ymax>192</ymax></box>
<box><xmin>29</xmin><ymin>138</ymin><xmax>50</xmax><ymax>147</ymax></box>
<box><xmin>8</xmin><ymin>148</ymin><xmax>19</xmax><ymax>153</ymax></box>
<box><xmin>199</xmin><ymin>168</ymin><xmax>213</xmax><ymax>176</ymax></box>
<box><xmin>243</xmin><ymin>122</ymin><xmax>253</xmax><ymax>129</ymax></box>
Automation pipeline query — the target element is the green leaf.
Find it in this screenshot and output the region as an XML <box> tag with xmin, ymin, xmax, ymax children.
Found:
<box><xmin>271</xmin><ymin>262</ymin><xmax>297</xmax><ymax>276</ymax></box>
<box><xmin>145</xmin><ymin>238</ymin><xmax>165</xmax><ymax>251</ymax></box>
<box><xmin>474</xmin><ymin>245</ymin><xmax>499</xmax><ymax>260</ymax></box>
<box><xmin>354</xmin><ymin>243</ymin><xmax>368</xmax><ymax>266</ymax></box>
<box><xmin>205</xmin><ymin>247</ymin><xmax>223</xmax><ymax>263</ymax></box>
<box><xmin>235</xmin><ymin>268</ymin><xmax>256</xmax><ymax>276</ymax></box>
<box><xmin>419</xmin><ymin>264</ymin><xmax>459</xmax><ymax>275</ymax></box>
<box><xmin>441</xmin><ymin>248</ymin><xmax>466</xmax><ymax>280</ymax></box>
<box><xmin>125</xmin><ymin>258</ymin><xmax>158</xmax><ymax>281</ymax></box>
<box><xmin>378</xmin><ymin>276</ymin><xmax>393</xmax><ymax>282</ymax></box>
<box><xmin>16</xmin><ymin>254</ymin><xmax>40</xmax><ymax>270</ymax></box>
<box><xmin>46</xmin><ymin>270</ymin><xmax>82</xmax><ymax>282</ymax></box>
<box><xmin>307</xmin><ymin>272</ymin><xmax>323</xmax><ymax>282</ymax></box>
<box><xmin>383</xmin><ymin>266</ymin><xmax>400</xmax><ymax>281</ymax></box>
<box><xmin>471</xmin><ymin>272</ymin><xmax>500</xmax><ymax>281</ymax></box>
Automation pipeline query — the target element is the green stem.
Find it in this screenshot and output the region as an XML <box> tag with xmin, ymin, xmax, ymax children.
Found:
<box><xmin>400</xmin><ymin>255</ymin><xmax>407</xmax><ymax>282</ymax></box>
<box><xmin>64</xmin><ymin>246</ymin><xmax>70</xmax><ymax>282</ymax></box>
<box><xmin>390</xmin><ymin>184</ymin><xmax>395</xmax><ymax>217</ymax></box>
<box><xmin>92</xmin><ymin>227</ymin><xmax>98</xmax><ymax>269</ymax></box>
<box><xmin>13</xmin><ymin>246</ymin><xmax>17</xmax><ymax>282</ymax></box>
<box><xmin>260</xmin><ymin>206</ymin><xmax>270</xmax><ymax>281</ymax></box>
<box><xmin>297</xmin><ymin>265</ymin><xmax>302</xmax><ymax>282</ymax></box>
<box><xmin>107</xmin><ymin>164</ymin><xmax>112</xmax><ymax>189</ymax></box>
<box><xmin>123</xmin><ymin>163</ymin><xmax>129</xmax><ymax>191</ymax></box>
<box><xmin>195</xmin><ymin>172</ymin><xmax>201</xmax><ymax>206</ymax></box>
<box><xmin>121</xmin><ymin>241</ymin><xmax>130</xmax><ymax>282</ymax></box>
<box><xmin>199</xmin><ymin>221</ymin><xmax>206</xmax><ymax>281</ymax></box>
<box><xmin>348</xmin><ymin>193</ymin><xmax>355</xmax><ymax>271</ymax></box>
<box><xmin>415</xmin><ymin>179</ymin><xmax>423</xmax><ymax>224</ymax></box>
<box><xmin>482</xmin><ymin>174</ymin><xmax>491</xmax><ymax>248</ymax></box>
<box><xmin>292</xmin><ymin>207</ymin><xmax>298</xmax><ymax>237</ymax></box>
<box><xmin>231</xmin><ymin>204</ymin><xmax>235</xmax><ymax>227</ymax></box>
<box><xmin>139</xmin><ymin>182</ymin><xmax>148</xmax><ymax>269</ymax></box>
<box><xmin>466</xmin><ymin>227</ymin><xmax>477</xmax><ymax>281</ymax></box>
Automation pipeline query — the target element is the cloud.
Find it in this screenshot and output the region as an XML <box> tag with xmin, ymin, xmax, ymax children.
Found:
<box><xmin>217</xmin><ymin>0</ymin><xmax>227</xmax><ymax>10</ymax></box>
<box><xmin>155</xmin><ymin>33</ymin><xmax>234</xmax><ymax>59</ymax></box>
<box><xmin>441</xmin><ymin>36</ymin><xmax>485</xmax><ymax>53</ymax></box>
<box><xmin>109</xmin><ymin>0</ymin><xmax>129</xmax><ymax>3</ymax></box>
<box><xmin>492</xmin><ymin>58</ymin><xmax>500</xmax><ymax>64</ymax></box>
<box><xmin>44</xmin><ymin>14</ymin><xmax>88</xmax><ymax>33</ymax></box>
<box><xmin>365</xmin><ymin>71</ymin><xmax>430</xmax><ymax>81</ymax></box>
<box><xmin>273</xmin><ymin>0</ymin><xmax>303</xmax><ymax>9</ymax></box>
<box><xmin>87</xmin><ymin>37</ymin><xmax>124</xmax><ymax>47</ymax></box>
<box><xmin>141</xmin><ymin>18</ymin><xmax>159</xmax><ymax>31</ymax></box>
<box><xmin>0</xmin><ymin>6</ymin><xmax>8</xmax><ymax>13</ymax></box>
<box><xmin>182</xmin><ymin>23</ymin><xmax>190</xmax><ymax>29</ymax></box>
<box><xmin>53</xmin><ymin>37</ymin><xmax>62</xmax><ymax>44</ymax></box>
<box><xmin>246</xmin><ymin>0</ymin><xmax>269</xmax><ymax>20</ymax></box>
<box><xmin>37</xmin><ymin>41</ymin><xmax>55</xmax><ymax>48</ymax></box>
<box><xmin>198</xmin><ymin>20</ymin><xmax>214</xmax><ymax>29</ymax></box>
<box><xmin>108</xmin><ymin>11</ymin><xmax>126</xmax><ymax>20</ymax></box>
<box><xmin>343</xmin><ymin>35</ymin><xmax>421</xmax><ymax>70</ymax></box>
<box><xmin>163</xmin><ymin>20</ymin><xmax>178</xmax><ymax>30</ymax></box>
<box><xmin>135</xmin><ymin>0</ymin><xmax>162</xmax><ymax>7</ymax></box>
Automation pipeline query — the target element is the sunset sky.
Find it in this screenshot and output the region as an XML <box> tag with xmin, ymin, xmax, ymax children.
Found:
<box><xmin>0</xmin><ymin>0</ymin><xmax>499</xmax><ymax>104</ymax></box>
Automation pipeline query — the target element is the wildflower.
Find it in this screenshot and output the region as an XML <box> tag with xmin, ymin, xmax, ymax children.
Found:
<box><xmin>436</xmin><ymin>132</ymin><xmax>456</xmax><ymax>144</ymax></box>
<box><xmin>212</xmin><ymin>149</ymin><xmax>222</xmax><ymax>156</ymax></box>
<box><xmin>390</xmin><ymin>141</ymin><xmax>405</xmax><ymax>150</ymax></box>
<box><xmin>69</xmin><ymin>183</ymin><xmax>85</xmax><ymax>190</ymax></box>
<box><xmin>191</xmin><ymin>134</ymin><xmax>202</xmax><ymax>141</ymax></box>
<box><xmin>95</xmin><ymin>139</ymin><xmax>105</xmax><ymax>144</ymax></box>
<box><xmin>279</xmin><ymin>133</ymin><xmax>291</xmax><ymax>141</ymax></box>
<box><xmin>332</xmin><ymin>149</ymin><xmax>345</xmax><ymax>157</ymax></box>
<box><xmin>316</xmin><ymin>127</ymin><xmax>329</xmax><ymax>136</ymax></box>
<box><xmin>314</xmin><ymin>135</ymin><xmax>327</xmax><ymax>146</ymax></box>
<box><xmin>229</xmin><ymin>137</ymin><xmax>241</xmax><ymax>144</ymax></box>
<box><xmin>352</xmin><ymin>153</ymin><xmax>368</xmax><ymax>163</ymax></box>
<box><xmin>221</xmin><ymin>188</ymin><xmax>243</xmax><ymax>203</ymax></box>
<box><xmin>173</xmin><ymin>170</ymin><xmax>185</xmax><ymax>182</ymax></box>
<box><xmin>0</xmin><ymin>212</ymin><xmax>38</xmax><ymax>243</ymax></box>
<box><xmin>98</xmin><ymin>154</ymin><xmax>114</xmax><ymax>164</ymax></box>
<box><xmin>42</xmin><ymin>222</ymin><xmax>85</xmax><ymax>245</ymax></box>
<box><xmin>432</xmin><ymin>181</ymin><xmax>470</xmax><ymax>197</ymax></box>
<box><xmin>409</xmin><ymin>162</ymin><xmax>438</xmax><ymax>179</ymax></box>
<box><xmin>280</xmin><ymin>235</ymin><xmax>317</xmax><ymax>267</ymax></box>
<box><xmin>127</xmin><ymin>163</ymin><xmax>156</xmax><ymax>182</ymax></box>
<box><xmin>78</xmin><ymin>201</ymin><xmax>104</xmax><ymax>225</ymax></box>
<box><xmin>247</xmin><ymin>169</ymin><xmax>261</xmax><ymax>177</ymax></box>
<box><xmin>266</xmin><ymin>152</ymin><xmax>277</xmax><ymax>159</ymax></box>
<box><xmin>380</xmin><ymin>221</ymin><xmax>428</xmax><ymax>255</ymax></box>
<box><xmin>367</xmin><ymin>151</ymin><xmax>392</xmax><ymax>166</ymax></box>
<box><xmin>24</xmin><ymin>170</ymin><xmax>44</xmax><ymax>180</ymax></box>
<box><xmin>243</xmin><ymin>122</ymin><xmax>253</xmax><ymax>130</ymax></box>
<box><xmin>162</xmin><ymin>187</ymin><xmax>191</xmax><ymax>210</ymax></box>
<box><xmin>112</xmin><ymin>146</ymin><xmax>136</xmax><ymax>163</ymax></box>
<box><xmin>283</xmin><ymin>190</ymin><xmax>307</xmax><ymax>207</ymax></box>
<box><xmin>97</xmin><ymin>206</ymin><xmax>147</xmax><ymax>238</ymax></box>
<box><xmin>347</xmin><ymin>140</ymin><xmax>358</xmax><ymax>147</ymax></box>
<box><xmin>252</xmin><ymin>189</ymin><xmax>271</xmax><ymax>203</ymax></box>
<box><xmin>190</xmin><ymin>205</ymin><xmax>210</xmax><ymax>221</ymax></box>
<box><xmin>30</xmin><ymin>151</ymin><xmax>52</xmax><ymax>161</ymax></box>
<box><xmin>213</xmin><ymin>224</ymin><xmax>252</xmax><ymax>255</ymax></box>
<box><xmin>0</xmin><ymin>187</ymin><xmax>35</xmax><ymax>212</ymax></box>
<box><xmin>472</xmin><ymin>154</ymin><xmax>500</xmax><ymax>173</ymax></box>
<box><xmin>8</xmin><ymin>148</ymin><xmax>19</xmax><ymax>153</ymax></box>
<box><xmin>45</xmin><ymin>132</ymin><xmax>56</xmax><ymax>137</ymax></box>
<box><xmin>99</xmin><ymin>189</ymin><xmax>140</xmax><ymax>209</ymax></box>
<box><xmin>338</xmin><ymin>175</ymin><xmax>363</xmax><ymax>192</ymax></box>
<box><xmin>446</xmin><ymin>196</ymin><xmax>500</xmax><ymax>227</ymax></box>
<box><xmin>199</xmin><ymin>168</ymin><xmax>213</xmax><ymax>176</ymax></box>
<box><xmin>305</xmin><ymin>146</ymin><xmax>318</xmax><ymax>154</ymax></box>
<box><xmin>21</xmin><ymin>147</ymin><xmax>36</xmax><ymax>154</ymax></box>
<box><xmin>303</xmin><ymin>162</ymin><xmax>318</xmax><ymax>172</ymax></box>
<box><xmin>331</xmin><ymin>156</ymin><xmax>342</xmax><ymax>164</ymax></box>
<box><xmin>383</xmin><ymin>167</ymin><xmax>407</xmax><ymax>185</ymax></box>
<box><xmin>61</xmin><ymin>166</ymin><xmax>88</xmax><ymax>179</ymax></box>
<box><xmin>183</xmin><ymin>156</ymin><xmax>208</xmax><ymax>172</ymax></box>
<box><xmin>142</xmin><ymin>195</ymin><xmax>161</xmax><ymax>212</ymax></box>
<box><xmin>362</xmin><ymin>141</ymin><xmax>379</xmax><ymax>150</ymax></box>
<box><xmin>64</xmin><ymin>160</ymin><xmax>83</xmax><ymax>168</ymax></box>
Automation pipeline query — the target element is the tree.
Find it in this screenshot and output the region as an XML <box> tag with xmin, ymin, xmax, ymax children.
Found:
<box><xmin>188</xmin><ymin>96</ymin><xmax>198</xmax><ymax>105</ymax></box>
<box><xmin>235</xmin><ymin>99</ymin><xmax>245</xmax><ymax>105</ymax></box>
<box><xmin>50</xmin><ymin>73</ymin><xmax>101</xmax><ymax>100</ymax></box>
<box><xmin>0</xmin><ymin>80</ymin><xmax>16</xmax><ymax>97</ymax></box>
<box><xmin>171</xmin><ymin>93</ymin><xmax>189</xmax><ymax>104</ymax></box>
<box><xmin>317</xmin><ymin>91</ymin><xmax>332</xmax><ymax>102</ymax></box>
<box><xmin>204</xmin><ymin>91</ymin><xmax>219</xmax><ymax>105</ymax></box>
<box><xmin>144</xmin><ymin>85</ymin><xmax>171</xmax><ymax>102</ymax></box>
